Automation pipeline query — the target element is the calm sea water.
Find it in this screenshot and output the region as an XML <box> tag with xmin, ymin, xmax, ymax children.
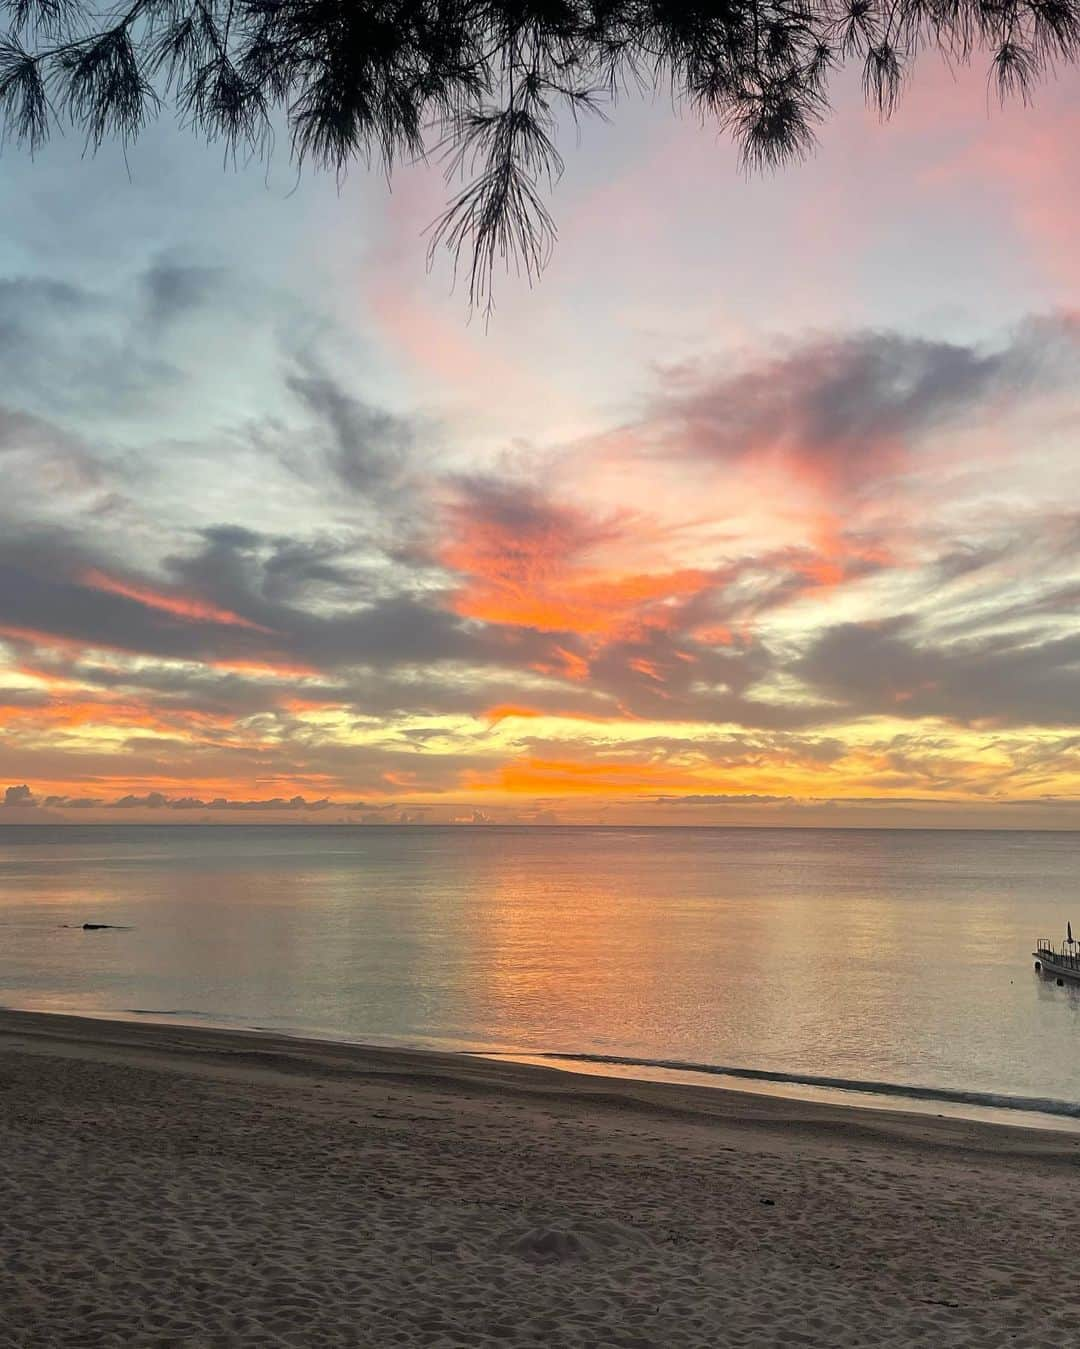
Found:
<box><xmin>2</xmin><ymin>825</ymin><xmax>1079</xmax><ymax>1120</ymax></box>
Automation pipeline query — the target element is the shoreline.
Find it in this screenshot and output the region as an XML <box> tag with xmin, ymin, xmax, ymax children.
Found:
<box><xmin>4</xmin><ymin>1007</ymin><xmax>1080</xmax><ymax>1346</ymax></box>
<box><xmin>6</xmin><ymin>1002</ymin><xmax>1080</xmax><ymax>1136</ymax></box>
<box><xmin>2</xmin><ymin>1006</ymin><xmax>1079</xmax><ymax>1158</ymax></box>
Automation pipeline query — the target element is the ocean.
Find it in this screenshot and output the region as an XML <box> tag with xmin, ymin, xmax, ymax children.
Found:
<box><xmin>2</xmin><ymin>824</ymin><xmax>1079</xmax><ymax>1123</ymax></box>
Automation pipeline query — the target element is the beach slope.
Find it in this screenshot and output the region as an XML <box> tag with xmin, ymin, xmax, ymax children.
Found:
<box><xmin>1</xmin><ymin>1009</ymin><xmax>1078</xmax><ymax>1347</ymax></box>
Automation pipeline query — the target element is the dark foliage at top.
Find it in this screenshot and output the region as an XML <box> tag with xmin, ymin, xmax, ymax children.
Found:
<box><xmin>2</xmin><ymin>0</ymin><xmax>1077</xmax><ymax>308</ymax></box>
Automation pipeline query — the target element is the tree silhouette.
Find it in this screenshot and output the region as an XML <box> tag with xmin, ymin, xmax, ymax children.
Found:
<box><xmin>2</xmin><ymin>0</ymin><xmax>1076</xmax><ymax>308</ymax></box>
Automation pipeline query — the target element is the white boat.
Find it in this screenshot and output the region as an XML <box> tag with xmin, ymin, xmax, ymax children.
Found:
<box><xmin>1033</xmin><ymin>924</ymin><xmax>1080</xmax><ymax>983</ymax></box>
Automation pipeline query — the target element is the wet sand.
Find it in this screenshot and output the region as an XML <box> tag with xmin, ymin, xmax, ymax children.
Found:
<box><xmin>2</xmin><ymin>1008</ymin><xmax>1079</xmax><ymax>1347</ymax></box>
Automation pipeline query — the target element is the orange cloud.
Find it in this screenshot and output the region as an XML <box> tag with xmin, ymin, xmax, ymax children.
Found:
<box><xmin>277</xmin><ymin>695</ymin><xmax>344</xmax><ymax>714</ymax></box>
<box><xmin>465</xmin><ymin>756</ymin><xmax>705</xmax><ymax>796</ymax></box>
<box><xmin>0</xmin><ymin>695</ymin><xmax>243</xmax><ymax>738</ymax></box>
<box><xmin>0</xmin><ymin>624</ymin><xmax>87</xmax><ymax>656</ymax></box>
<box><xmin>628</xmin><ymin>657</ymin><xmax>664</xmax><ymax>682</ymax></box>
<box><xmin>209</xmin><ymin>656</ymin><xmax>321</xmax><ymax>678</ymax></box>
<box><xmin>450</xmin><ymin>566</ymin><xmax>712</xmax><ymax>637</ymax></box>
<box><xmin>482</xmin><ymin>702</ymin><xmax>618</xmax><ymax>726</ymax></box>
<box><xmin>439</xmin><ymin>479</ymin><xmax>715</xmax><ymax>643</ymax></box>
<box><xmin>530</xmin><ymin>645</ymin><xmax>592</xmax><ymax>682</ymax></box>
<box><xmin>690</xmin><ymin>624</ymin><xmax>734</xmax><ymax>646</ymax></box>
<box><xmin>80</xmin><ymin>569</ymin><xmax>273</xmax><ymax>632</ymax></box>
<box><xmin>482</xmin><ymin>703</ymin><xmax>544</xmax><ymax>725</ymax></box>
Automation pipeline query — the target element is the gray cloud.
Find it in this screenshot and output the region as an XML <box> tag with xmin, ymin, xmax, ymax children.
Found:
<box><xmin>285</xmin><ymin>357</ymin><xmax>417</xmax><ymax>496</ymax></box>
<box><xmin>110</xmin><ymin>791</ymin><xmax>333</xmax><ymax>811</ymax></box>
<box><xmin>583</xmin><ymin>629</ymin><xmax>818</xmax><ymax>728</ymax></box>
<box><xmin>0</xmin><ymin>551</ymin><xmax>272</xmax><ymax>665</ymax></box>
<box><xmin>138</xmin><ymin>260</ymin><xmax>225</xmax><ymax>331</ymax></box>
<box><xmin>0</xmin><ymin>273</ymin><xmax>179</xmax><ymax>417</ymax></box>
<box><xmin>639</xmin><ymin>317</ymin><xmax>1080</xmax><ymax>486</ymax></box>
<box><xmin>445</xmin><ymin>473</ymin><xmax>619</xmax><ymax>551</ymax></box>
<box><xmin>798</xmin><ymin>617</ymin><xmax>1080</xmax><ymax>728</ymax></box>
<box><xmin>0</xmin><ymin>522</ymin><xmax>503</xmax><ymax>684</ymax></box>
<box><xmin>0</xmin><ymin>405</ymin><xmax>107</xmax><ymax>518</ymax></box>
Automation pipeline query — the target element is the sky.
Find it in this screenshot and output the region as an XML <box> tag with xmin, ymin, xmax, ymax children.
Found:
<box><xmin>2</xmin><ymin>54</ymin><xmax>1079</xmax><ymax>827</ymax></box>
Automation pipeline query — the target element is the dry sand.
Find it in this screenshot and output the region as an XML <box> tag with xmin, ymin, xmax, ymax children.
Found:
<box><xmin>2</xmin><ymin>1010</ymin><xmax>1079</xmax><ymax>1347</ymax></box>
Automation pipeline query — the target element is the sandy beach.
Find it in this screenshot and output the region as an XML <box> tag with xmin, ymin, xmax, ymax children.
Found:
<box><xmin>2</xmin><ymin>1010</ymin><xmax>1079</xmax><ymax>1347</ymax></box>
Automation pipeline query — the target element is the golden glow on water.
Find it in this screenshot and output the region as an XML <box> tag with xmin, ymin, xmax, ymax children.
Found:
<box><xmin>462</xmin><ymin>859</ymin><xmax>675</xmax><ymax>1051</ymax></box>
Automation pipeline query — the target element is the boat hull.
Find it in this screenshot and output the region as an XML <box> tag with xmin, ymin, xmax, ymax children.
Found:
<box><xmin>1033</xmin><ymin>953</ymin><xmax>1080</xmax><ymax>983</ymax></box>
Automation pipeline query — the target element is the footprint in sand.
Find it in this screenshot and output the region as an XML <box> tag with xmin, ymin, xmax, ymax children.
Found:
<box><xmin>503</xmin><ymin>1219</ymin><xmax>655</xmax><ymax>1263</ymax></box>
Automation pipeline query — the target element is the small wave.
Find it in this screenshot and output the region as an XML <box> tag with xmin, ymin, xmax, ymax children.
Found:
<box><xmin>539</xmin><ymin>1051</ymin><xmax>1080</xmax><ymax>1120</ymax></box>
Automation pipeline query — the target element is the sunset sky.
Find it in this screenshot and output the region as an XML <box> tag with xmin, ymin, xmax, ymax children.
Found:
<box><xmin>2</xmin><ymin>55</ymin><xmax>1079</xmax><ymax>827</ymax></box>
